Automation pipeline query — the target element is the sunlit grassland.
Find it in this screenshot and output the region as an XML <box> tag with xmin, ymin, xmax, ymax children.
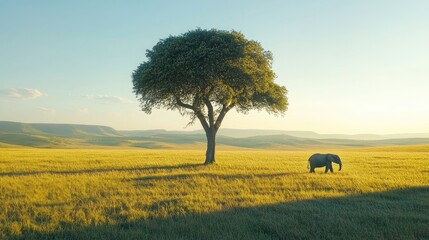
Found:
<box><xmin>0</xmin><ymin>147</ymin><xmax>428</xmax><ymax>239</ymax></box>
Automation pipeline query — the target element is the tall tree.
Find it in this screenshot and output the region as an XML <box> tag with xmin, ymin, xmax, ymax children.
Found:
<box><xmin>132</xmin><ymin>29</ymin><xmax>288</xmax><ymax>164</ymax></box>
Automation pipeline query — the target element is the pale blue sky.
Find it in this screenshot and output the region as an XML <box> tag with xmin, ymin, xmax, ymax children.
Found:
<box><xmin>1</xmin><ymin>0</ymin><xmax>428</xmax><ymax>134</ymax></box>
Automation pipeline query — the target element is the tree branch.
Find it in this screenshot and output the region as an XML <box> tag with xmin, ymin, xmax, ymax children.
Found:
<box><xmin>176</xmin><ymin>96</ymin><xmax>210</xmax><ymax>133</ymax></box>
<box><xmin>196</xmin><ymin>111</ymin><xmax>210</xmax><ymax>134</ymax></box>
<box><xmin>203</xmin><ymin>98</ymin><xmax>215</xmax><ymax>128</ymax></box>
<box><xmin>175</xmin><ymin>96</ymin><xmax>196</xmax><ymax>111</ymax></box>
<box><xmin>214</xmin><ymin>103</ymin><xmax>235</xmax><ymax>132</ymax></box>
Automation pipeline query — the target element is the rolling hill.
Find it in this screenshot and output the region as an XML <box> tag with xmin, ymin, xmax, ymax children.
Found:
<box><xmin>1</xmin><ymin>121</ymin><xmax>428</xmax><ymax>149</ymax></box>
<box><xmin>121</xmin><ymin>128</ymin><xmax>429</xmax><ymax>140</ymax></box>
<box><xmin>0</xmin><ymin>121</ymin><xmax>121</xmax><ymax>137</ymax></box>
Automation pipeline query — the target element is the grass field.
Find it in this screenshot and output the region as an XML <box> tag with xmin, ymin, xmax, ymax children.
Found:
<box><xmin>0</xmin><ymin>147</ymin><xmax>428</xmax><ymax>239</ymax></box>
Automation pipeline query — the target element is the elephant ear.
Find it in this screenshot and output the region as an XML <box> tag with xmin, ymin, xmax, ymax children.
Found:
<box><xmin>326</xmin><ymin>154</ymin><xmax>334</xmax><ymax>162</ymax></box>
<box><xmin>334</xmin><ymin>154</ymin><xmax>341</xmax><ymax>161</ymax></box>
<box><xmin>329</xmin><ymin>154</ymin><xmax>341</xmax><ymax>164</ymax></box>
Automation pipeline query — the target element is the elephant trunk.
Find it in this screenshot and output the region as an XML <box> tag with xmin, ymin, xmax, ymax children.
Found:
<box><xmin>339</xmin><ymin>162</ymin><xmax>342</xmax><ymax>171</ymax></box>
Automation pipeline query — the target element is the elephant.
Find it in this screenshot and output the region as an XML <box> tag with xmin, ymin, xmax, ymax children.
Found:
<box><xmin>308</xmin><ymin>153</ymin><xmax>342</xmax><ymax>173</ymax></box>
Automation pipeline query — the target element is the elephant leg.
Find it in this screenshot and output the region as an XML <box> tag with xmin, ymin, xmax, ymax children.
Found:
<box><xmin>310</xmin><ymin>167</ymin><xmax>315</xmax><ymax>173</ymax></box>
<box><xmin>326</xmin><ymin>162</ymin><xmax>333</xmax><ymax>173</ymax></box>
<box><xmin>330</xmin><ymin>166</ymin><xmax>333</xmax><ymax>173</ymax></box>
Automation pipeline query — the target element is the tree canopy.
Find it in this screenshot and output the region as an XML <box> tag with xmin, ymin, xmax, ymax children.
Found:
<box><xmin>132</xmin><ymin>28</ymin><xmax>288</xmax><ymax>164</ymax></box>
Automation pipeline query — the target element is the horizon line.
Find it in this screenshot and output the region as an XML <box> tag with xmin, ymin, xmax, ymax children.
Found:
<box><xmin>1</xmin><ymin>120</ymin><xmax>428</xmax><ymax>136</ymax></box>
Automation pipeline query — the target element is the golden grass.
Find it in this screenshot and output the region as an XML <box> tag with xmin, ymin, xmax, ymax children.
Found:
<box><xmin>347</xmin><ymin>144</ymin><xmax>429</xmax><ymax>152</ymax></box>
<box><xmin>0</xmin><ymin>147</ymin><xmax>428</xmax><ymax>239</ymax></box>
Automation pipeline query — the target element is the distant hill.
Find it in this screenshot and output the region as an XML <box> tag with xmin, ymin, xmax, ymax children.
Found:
<box><xmin>119</xmin><ymin>129</ymin><xmax>194</xmax><ymax>137</ymax></box>
<box><xmin>215</xmin><ymin>128</ymin><xmax>429</xmax><ymax>140</ymax></box>
<box><xmin>0</xmin><ymin>121</ymin><xmax>121</xmax><ymax>137</ymax></box>
<box><xmin>1</xmin><ymin>121</ymin><xmax>428</xmax><ymax>149</ymax></box>
<box><xmin>136</xmin><ymin>133</ymin><xmax>429</xmax><ymax>150</ymax></box>
<box><xmin>121</xmin><ymin>128</ymin><xmax>429</xmax><ymax>140</ymax></box>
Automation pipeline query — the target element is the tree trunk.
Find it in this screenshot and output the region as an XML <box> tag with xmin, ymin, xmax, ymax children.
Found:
<box><xmin>204</xmin><ymin>127</ymin><xmax>216</xmax><ymax>165</ymax></box>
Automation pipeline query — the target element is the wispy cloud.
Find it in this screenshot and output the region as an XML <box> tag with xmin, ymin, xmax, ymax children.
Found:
<box><xmin>82</xmin><ymin>94</ymin><xmax>133</xmax><ymax>104</ymax></box>
<box><xmin>38</xmin><ymin>107</ymin><xmax>56</xmax><ymax>115</ymax></box>
<box><xmin>0</xmin><ymin>88</ymin><xmax>46</xmax><ymax>99</ymax></box>
<box><xmin>78</xmin><ymin>107</ymin><xmax>89</xmax><ymax>114</ymax></box>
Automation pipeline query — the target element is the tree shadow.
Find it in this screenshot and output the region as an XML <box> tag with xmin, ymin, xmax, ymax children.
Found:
<box><xmin>0</xmin><ymin>163</ymin><xmax>203</xmax><ymax>177</ymax></box>
<box><xmin>13</xmin><ymin>187</ymin><xmax>428</xmax><ymax>240</ymax></box>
